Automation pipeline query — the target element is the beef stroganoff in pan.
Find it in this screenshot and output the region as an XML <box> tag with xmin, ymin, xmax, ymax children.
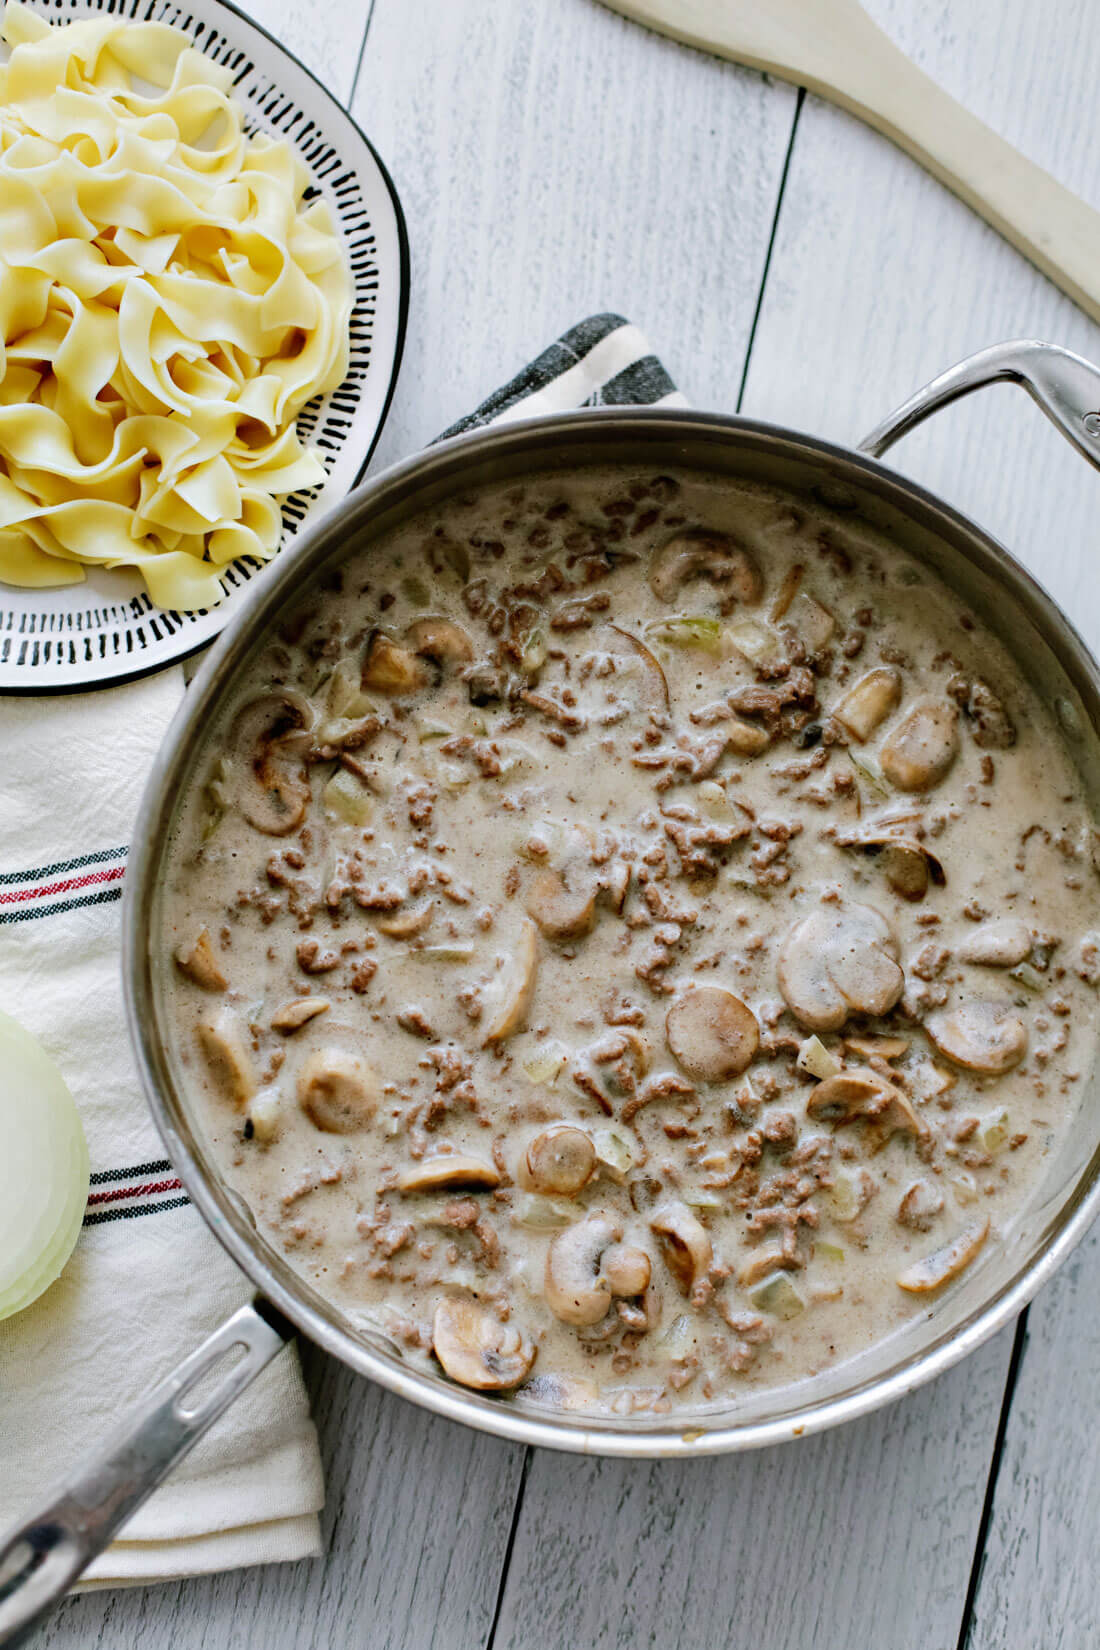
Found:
<box><xmin>162</xmin><ymin>466</ymin><xmax>1100</xmax><ymax>1416</ymax></box>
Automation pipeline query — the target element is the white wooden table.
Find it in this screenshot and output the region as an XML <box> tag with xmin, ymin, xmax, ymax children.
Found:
<box><xmin>34</xmin><ymin>2</ymin><xmax>1100</xmax><ymax>1644</ymax></box>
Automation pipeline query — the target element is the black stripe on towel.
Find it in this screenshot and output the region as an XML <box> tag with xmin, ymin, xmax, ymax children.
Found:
<box><xmin>83</xmin><ymin>1195</ymin><xmax>190</xmax><ymax>1227</ymax></box>
<box><xmin>585</xmin><ymin>355</ymin><xmax>677</xmax><ymax>408</ymax></box>
<box><xmin>438</xmin><ymin>312</ymin><xmax>633</xmax><ymax>438</ymax></box>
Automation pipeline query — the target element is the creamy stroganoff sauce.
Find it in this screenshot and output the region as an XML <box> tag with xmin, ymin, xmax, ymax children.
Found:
<box><xmin>162</xmin><ymin>467</ymin><xmax>1100</xmax><ymax>1417</ymax></box>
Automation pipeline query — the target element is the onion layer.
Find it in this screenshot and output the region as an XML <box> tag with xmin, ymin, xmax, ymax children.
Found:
<box><xmin>0</xmin><ymin>1009</ymin><xmax>89</xmax><ymax>1320</ymax></box>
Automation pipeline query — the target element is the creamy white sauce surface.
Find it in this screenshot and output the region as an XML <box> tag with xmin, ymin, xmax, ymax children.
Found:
<box><xmin>162</xmin><ymin>467</ymin><xmax>1100</xmax><ymax>1417</ymax></box>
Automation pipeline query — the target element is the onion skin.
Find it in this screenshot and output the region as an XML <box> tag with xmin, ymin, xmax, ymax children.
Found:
<box><xmin>0</xmin><ymin>1009</ymin><xmax>90</xmax><ymax>1321</ymax></box>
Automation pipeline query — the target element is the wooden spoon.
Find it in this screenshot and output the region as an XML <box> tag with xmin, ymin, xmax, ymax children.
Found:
<box><xmin>600</xmin><ymin>0</ymin><xmax>1100</xmax><ymax>324</ymax></box>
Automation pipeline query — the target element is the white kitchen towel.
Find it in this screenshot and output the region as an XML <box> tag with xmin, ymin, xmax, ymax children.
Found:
<box><xmin>0</xmin><ymin>311</ymin><xmax>681</xmax><ymax>1592</ymax></box>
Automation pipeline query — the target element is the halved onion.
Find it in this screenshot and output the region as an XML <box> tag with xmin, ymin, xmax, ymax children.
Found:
<box><xmin>0</xmin><ymin>1009</ymin><xmax>90</xmax><ymax>1321</ymax></box>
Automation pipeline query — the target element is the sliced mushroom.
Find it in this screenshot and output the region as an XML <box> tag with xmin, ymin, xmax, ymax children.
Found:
<box><xmin>897</xmin><ymin>1179</ymin><xmax>944</xmax><ymax>1232</ymax></box>
<box><xmin>432</xmin><ymin>1297</ymin><xmax>536</xmax><ymax>1390</ymax></box>
<box><xmin>245</xmin><ymin>1087</ymin><xmax>284</xmax><ymax>1143</ymax></box>
<box><xmin>544</xmin><ymin>1214</ymin><xmax>621</xmax><ymax>1325</ymax></box>
<box><xmin>897</xmin><ymin>1218</ymin><xmax>989</xmax><ymax>1293</ymax></box>
<box><xmin>778</xmin><ymin>901</ymin><xmax>904</xmax><ymax>1031</ymax></box>
<box><xmin>806</xmin><ymin>1065</ymin><xmax>924</xmax><ymax>1145</ymax></box>
<box><xmin>231</xmin><ymin>693</ymin><xmax>312</xmax><ymax>836</ymax></box>
<box><xmin>831</xmin><ymin>667</ymin><xmax>902</xmax><ymax>742</ymax></box>
<box><xmin>376</xmin><ymin>899</ymin><xmax>435</xmax><ymax>939</ymax></box>
<box><xmin>601</xmin><ymin>1243</ymin><xmax>652</xmax><ymax>1297</ymax></box>
<box><xmin>398</xmin><ymin>1153</ymin><xmax>501</xmax><ymax>1193</ymax></box>
<box><xmin>958</xmin><ymin>919</ymin><xmax>1032</xmax><ymax>968</ymax></box>
<box><xmin>737</xmin><ymin>1242</ymin><xmax>796</xmax><ymax>1288</ymax></box>
<box><xmin>406</xmin><ymin>616</ymin><xmax>475</xmax><ymax>668</ymax></box>
<box><xmin>522</xmin><ymin>1125</ymin><xmax>597</xmax><ymax>1196</ymax></box>
<box><xmin>195</xmin><ymin>1009</ymin><xmax>256</xmax><ymax>1107</ymax></box>
<box><xmin>925</xmin><ymin>1002</ymin><xmax>1028</xmax><ymax>1074</ymax></box>
<box><xmin>526</xmin><ymin>867</ymin><xmax>597</xmax><ymax>941</ymax></box>
<box><xmin>843</xmin><ymin>1034</ymin><xmax>910</xmax><ymax>1062</ymax></box>
<box><xmin>947</xmin><ymin>673</ymin><xmax>1016</xmax><ymax>749</ymax></box>
<box><xmin>174</xmin><ymin>928</ymin><xmax>228</xmax><ymax>991</ymax></box>
<box><xmin>483</xmin><ymin>918</ymin><xmax>539</xmax><ymax>1043</ymax></box>
<box><xmin>649</xmin><ymin>1200</ymin><xmax>712</xmax><ymax>1297</ymax></box>
<box><xmin>270</xmin><ymin>996</ymin><xmax>331</xmax><ymax>1034</ymax></box>
<box><xmin>648</xmin><ymin>529</ymin><xmax>762</xmax><ymax>606</ymax></box>
<box><xmin>361</xmin><ymin>630</ymin><xmax>432</xmax><ymax>695</ymax></box>
<box><xmin>603</xmin><ymin>624</ymin><xmax>670</xmax><ymax>711</ymax></box>
<box><xmin>725</xmin><ymin>715</ymin><xmax>771</xmax><ymax>756</ymax></box>
<box><xmin>835</xmin><ymin>829</ymin><xmax>946</xmax><ymax>902</ymax></box>
<box><xmin>665</xmin><ymin>987</ymin><xmax>759</xmax><ymax>1082</ymax></box>
<box><xmin>297</xmin><ymin>1048</ymin><xmax>379</xmax><ymax>1132</ymax></box>
<box><xmin>880</xmin><ymin>701</ymin><xmax>959</xmax><ymax>792</ymax></box>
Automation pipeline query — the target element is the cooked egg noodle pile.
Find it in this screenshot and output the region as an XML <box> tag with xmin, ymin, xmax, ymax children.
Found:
<box><xmin>0</xmin><ymin>1</ymin><xmax>351</xmax><ymax>609</ymax></box>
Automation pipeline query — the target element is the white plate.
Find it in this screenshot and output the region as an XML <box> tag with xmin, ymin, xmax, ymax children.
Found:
<box><xmin>0</xmin><ymin>0</ymin><xmax>408</xmax><ymax>694</ymax></box>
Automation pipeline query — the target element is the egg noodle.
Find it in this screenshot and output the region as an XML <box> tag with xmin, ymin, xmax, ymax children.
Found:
<box><xmin>0</xmin><ymin>1</ymin><xmax>352</xmax><ymax>610</ymax></box>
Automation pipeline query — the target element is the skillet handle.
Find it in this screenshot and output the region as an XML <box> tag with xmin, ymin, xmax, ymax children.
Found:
<box><xmin>859</xmin><ymin>339</ymin><xmax>1100</xmax><ymax>471</ymax></box>
<box><xmin>0</xmin><ymin>1298</ymin><xmax>292</xmax><ymax>1648</ymax></box>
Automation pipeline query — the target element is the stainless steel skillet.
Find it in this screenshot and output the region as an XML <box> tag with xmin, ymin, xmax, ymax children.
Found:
<box><xmin>4</xmin><ymin>339</ymin><xmax>1100</xmax><ymax>1643</ymax></box>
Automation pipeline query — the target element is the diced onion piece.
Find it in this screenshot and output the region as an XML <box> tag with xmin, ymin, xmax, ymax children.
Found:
<box><xmin>816</xmin><ymin>1240</ymin><xmax>845</xmax><ymax>1264</ymax></box>
<box><xmin>657</xmin><ymin>1312</ymin><xmax>696</xmax><ymax>1357</ymax></box>
<box><xmin>727</xmin><ymin>618</ymin><xmax>786</xmax><ymax>670</ymax></box>
<box><xmin>682</xmin><ymin>1189</ymin><xmax>724</xmax><ymax>1213</ymax></box>
<box><xmin>593</xmin><ymin>1126</ymin><xmax>636</xmax><ymax>1180</ymax></box>
<box><xmin>977</xmin><ymin>1108</ymin><xmax>1011</xmax><ymax>1155</ymax></box>
<box><xmin>1008</xmin><ymin>962</ymin><xmax>1044</xmax><ymax>993</ymax></box>
<box><xmin>0</xmin><ymin>1010</ymin><xmax>90</xmax><ymax>1321</ymax></box>
<box><xmin>513</xmin><ymin>1194</ymin><xmax>577</xmax><ymax>1230</ymax></box>
<box><xmin>797</xmin><ymin>1035</ymin><xmax>842</xmax><ymax>1081</ymax></box>
<box><xmin>323</xmin><ymin>768</ymin><xmax>373</xmax><ymax>826</ymax></box>
<box><xmin>645</xmin><ymin>615</ymin><xmax>724</xmax><ymax>654</ymax></box>
<box><xmin>697</xmin><ymin>780</ymin><xmax>732</xmax><ymax>817</ymax></box>
<box><xmin>748</xmin><ymin>1271</ymin><xmax>805</xmax><ymax>1320</ymax></box>
<box><xmin>522</xmin><ymin>1042</ymin><xmax>568</xmax><ymax>1086</ymax></box>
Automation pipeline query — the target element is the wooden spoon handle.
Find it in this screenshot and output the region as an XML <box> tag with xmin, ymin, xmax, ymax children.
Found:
<box><xmin>824</xmin><ymin>14</ymin><xmax>1100</xmax><ymax>325</ymax></box>
<box><xmin>604</xmin><ymin>0</ymin><xmax>1100</xmax><ymax>325</ymax></box>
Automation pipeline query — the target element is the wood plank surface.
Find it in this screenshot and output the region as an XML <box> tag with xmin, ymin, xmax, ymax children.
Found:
<box><xmin>967</xmin><ymin>1224</ymin><xmax>1100</xmax><ymax>1649</ymax></box>
<box><xmin>742</xmin><ymin>0</ymin><xmax>1100</xmax><ymax>633</ymax></box>
<box><xmin>492</xmin><ymin>1332</ymin><xmax>1014</xmax><ymax>1650</ymax></box>
<box><xmin>24</xmin><ymin>1</ymin><xmax>1100</xmax><ymax>1646</ymax></box>
<box><xmin>352</xmin><ymin>0</ymin><xmax>799</xmax><ymax>458</ymax></box>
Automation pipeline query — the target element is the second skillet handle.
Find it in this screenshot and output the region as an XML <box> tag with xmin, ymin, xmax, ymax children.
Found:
<box><xmin>0</xmin><ymin>1298</ymin><xmax>292</xmax><ymax>1649</ymax></box>
<box><xmin>860</xmin><ymin>339</ymin><xmax>1100</xmax><ymax>471</ymax></box>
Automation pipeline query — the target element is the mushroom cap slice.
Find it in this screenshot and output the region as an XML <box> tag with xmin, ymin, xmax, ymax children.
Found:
<box><xmin>806</xmin><ymin>1065</ymin><xmax>924</xmax><ymax>1145</ymax></box>
<box><xmin>880</xmin><ymin>701</ymin><xmax>960</xmax><ymax>792</ymax></box>
<box><xmin>432</xmin><ymin>1298</ymin><xmax>536</xmax><ymax>1391</ymax></box>
<box><xmin>406</xmin><ymin>616</ymin><xmax>475</xmax><ymax>666</ymax></box>
<box><xmin>174</xmin><ymin>928</ymin><xmax>228</xmax><ymax>992</ymax></box>
<box><xmin>665</xmin><ymin>987</ymin><xmax>759</xmax><ymax>1082</ymax></box>
<box><xmin>649</xmin><ymin>1200</ymin><xmax>712</xmax><ymax>1297</ymax></box>
<box><xmin>231</xmin><ymin>693</ymin><xmax>313</xmax><ymax>836</ymax></box>
<box><xmin>270</xmin><ymin>996</ymin><xmax>331</xmax><ymax>1034</ymax></box>
<box><xmin>195</xmin><ymin>1008</ymin><xmax>256</xmax><ymax>1107</ymax></box>
<box><xmin>957</xmin><ymin>920</ymin><xmax>1032</xmax><ymax>968</ymax></box>
<box><xmin>544</xmin><ymin>1213</ymin><xmax>621</xmax><ymax>1325</ymax></box>
<box><xmin>897</xmin><ymin>1218</ymin><xmax>989</xmax><ymax>1293</ymax></box>
<box><xmin>525</xmin><ymin>867</ymin><xmax>598</xmax><ymax>941</ymax></box>
<box><xmin>778</xmin><ymin>902</ymin><xmax>904</xmax><ymax>1032</ymax></box>
<box><xmin>483</xmin><ymin>918</ymin><xmax>539</xmax><ymax>1044</ymax></box>
<box><xmin>398</xmin><ymin>1153</ymin><xmax>501</xmax><ymax>1193</ymax></box>
<box><xmin>361</xmin><ymin>631</ymin><xmax>432</xmax><ymax>695</ymax></box>
<box><xmin>520</xmin><ymin>1371</ymin><xmax>600</xmax><ymax>1410</ymax></box>
<box><xmin>297</xmin><ymin>1048</ymin><xmax>379</xmax><ymax>1132</ymax></box>
<box><xmin>523</xmin><ymin>1125</ymin><xmax>597</xmax><ymax>1196</ymax></box>
<box><xmin>601</xmin><ymin>1243</ymin><xmax>652</xmax><ymax>1297</ymax></box>
<box><xmin>835</xmin><ymin>830</ymin><xmax>946</xmax><ymax>903</ymax></box>
<box><xmin>649</xmin><ymin>529</ymin><xmax>762</xmax><ymax>606</ymax></box>
<box><xmin>925</xmin><ymin>1002</ymin><xmax>1028</xmax><ymax>1074</ymax></box>
<box><xmin>831</xmin><ymin>667</ymin><xmax>902</xmax><ymax>743</ymax></box>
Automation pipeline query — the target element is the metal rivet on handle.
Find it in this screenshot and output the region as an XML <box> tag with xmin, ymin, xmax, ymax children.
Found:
<box><xmin>1083</xmin><ymin>412</ymin><xmax>1100</xmax><ymax>436</ymax></box>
